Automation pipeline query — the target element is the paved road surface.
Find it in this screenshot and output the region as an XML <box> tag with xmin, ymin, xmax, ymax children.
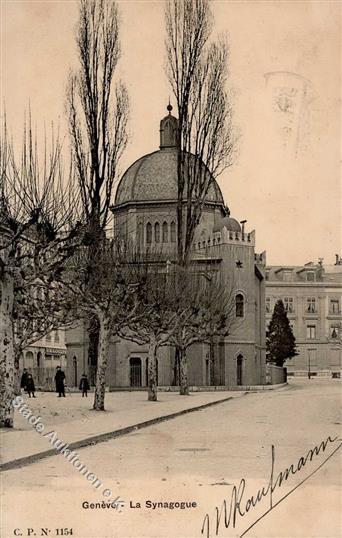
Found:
<box><xmin>1</xmin><ymin>379</ymin><xmax>341</xmax><ymax>538</ymax></box>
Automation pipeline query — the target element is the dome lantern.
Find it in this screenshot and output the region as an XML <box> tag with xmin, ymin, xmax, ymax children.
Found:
<box><xmin>160</xmin><ymin>104</ymin><xmax>178</xmax><ymax>149</ymax></box>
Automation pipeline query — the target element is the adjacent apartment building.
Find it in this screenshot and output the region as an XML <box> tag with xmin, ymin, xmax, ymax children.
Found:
<box><xmin>266</xmin><ymin>255</ymin><xmax>342</xmax><ymax>376</ymax></box>
<box><xmin>19</xmin><ymin>330</ymin><xmax>67</xmax><ymax>389</ymax></box>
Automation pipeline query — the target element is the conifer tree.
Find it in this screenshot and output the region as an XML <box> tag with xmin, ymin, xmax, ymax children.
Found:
<box><xmin>266</xmin><ymin>299</ymin><xmax>298</xmax><ymax>367</ymax></box>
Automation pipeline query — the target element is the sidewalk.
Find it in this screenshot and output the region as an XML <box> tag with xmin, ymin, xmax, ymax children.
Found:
<box><xmin>0</xmin><ymin>390</ymin><xmax>247</xmax><ymax>467</ymax></box>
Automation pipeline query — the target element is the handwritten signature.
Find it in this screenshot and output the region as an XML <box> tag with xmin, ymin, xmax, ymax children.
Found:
<box><xmin>201</xmin><ymin>434</ymin><xmax>341</xmax><ymax>538</ymax></box>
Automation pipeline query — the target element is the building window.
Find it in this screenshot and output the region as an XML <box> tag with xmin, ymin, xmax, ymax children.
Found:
<box><xmin>330</xmin><ymin>299</ymin><xmax>340</xmax><ymax>314</ymax></box>
<box><xmin>146</xmin><ymin>222</ymin><xmax>152</xmax><ymax>244</ymax></box>
<box><xmin>154</xmin><ymin>222</ymin><xmax>160</xmax><ymax>243</ymax></box>
<box><xmin>283</xmin><ymin>270</ymin><xmax>292</xmax><ymax>282</ymax></box>
<box><xmin>118</xmin><ymin>223</ymin><xmax>125</xmax><ymax>238</ymax></box>
<box><xmin>284</xmin><ymin>297</ymin><xmax>294</xmax><ymax>313</ymax></box>
<box><xmin>46</xmin><ymin>333</ymin><xmax>52</xmax><ymax>342</ymax></box>
<box><xmin>266</xmin><ymin>297</ymin><xmax>271</xmax><ymax>313</ymax></box>
<box><xmin>306</xmin><ymin>271</ymin><xmax>315</xmax><ymax>282</ymax></box>
<box><xmin>330</xmin><ymin>325</ymin><xmax>340</xmax><ymax>339</ymax></box>
<box><xmin>162</xmin><ymin>221</ymin><xmax>168</xmax><ymax>243</ymax></box>
<box><xmin>306</xmin><ymin>297</ymin><xmax>316</xmax><ymax>313</ymax></box>
<box><xmin>236</xmin><ymin>294</ymin><xmax>244</xmax><ymax>317</ymax></box>
<box><xmin>137</xmin><ymin>222</ymin><xmax>143</xmax><ymax>247</ymax></box>
<box><xmin>306</xmin><ymin>325</ymin><xmax>316</xmax><ymax>339</ymax></box>
<box><xmin>54</xmin><ymin>331</ymin><xmax>60</xmax><ymax>343</ymax></box>
<box><xmin>170</xmin><ymin>221</ymin><xmax>176</xmax><ymax>242</ymax></box>
<box><xmin>265</xmin><ymin>270</ymin><xmax>270</xmax><ymax>281</ymax></box>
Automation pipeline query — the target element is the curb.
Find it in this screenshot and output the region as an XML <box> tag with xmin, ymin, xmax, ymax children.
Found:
<box><xmin>224</xmin><ymin>382</ymin><xmax>288</xmax><ymax>391</ymax></box>
<box><xmin>1</xmin><ymin>394</ymin><xmax>243</xmax><ymax>472</ymax></box>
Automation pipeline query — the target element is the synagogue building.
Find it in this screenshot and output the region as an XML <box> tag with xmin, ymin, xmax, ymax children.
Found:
<box><xmin>66</xmin><ymin>107</ymin><xmax>267</xmax><ymax>389</ymax></box>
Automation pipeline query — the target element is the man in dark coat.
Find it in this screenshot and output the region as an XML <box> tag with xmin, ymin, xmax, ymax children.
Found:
<box><xmin>20</xmin><ymin>369</ymin><xmax>29</xmax><ymax>392</ymax></box>
<box><xmin>25</xmin><ymin>374</ymin><xmax>36</xmax><ymax>398</ymax></box>
<box><xmin>79</xmin><ymin>374</ymin><xmax>90</xmax><ymax>397</ymax></box>
<box><xmin>55</xmin><ymin>366</ymin><xmax>66</xmax><ymax>397</ymax></box>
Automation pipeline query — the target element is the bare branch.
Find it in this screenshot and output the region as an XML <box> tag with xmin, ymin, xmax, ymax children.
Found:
<box><xmin>66</xmin><ymin>0</ymin><xmax>129</xmax><ymax>235</ymax></box>
<box><xmin>165</xmin><ymin>0</ymin><xmax>236</xmax><ymax>265</ymax></box>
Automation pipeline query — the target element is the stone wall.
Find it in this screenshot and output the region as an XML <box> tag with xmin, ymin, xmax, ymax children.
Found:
<box><xmin>266</xmin><ymin>363</ymin><xmax>287</xmax><ymax>384</ymax></box>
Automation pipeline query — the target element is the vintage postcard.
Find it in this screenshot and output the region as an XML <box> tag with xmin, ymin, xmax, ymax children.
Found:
<box><xmin>1</xmin><ymin>1</ymin><xmax>341</xmax><ymax>538</ymax></box>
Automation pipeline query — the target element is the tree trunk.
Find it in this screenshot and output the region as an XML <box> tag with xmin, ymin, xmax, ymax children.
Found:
<box><xmin>14</xmin><ymin>350</ymin><xmax>21</xmax><ymax>396</ymax></box>
<box><xmin>177</xmin><ymin>136</ymin><xmax>183</xmax><ymax>265</ymax></box>
<box><xmin>179</xmin><ymin>346</ymin><xmax>189</xmax><ymax>395</ymax></box>
<box><xmin>172</xmin><ymin>346</ymin><xmax>180</xmax><ymax>386</ymax></box>
<box><xmin>93</xmin><ymin>315</ymin><xmax>110</xmax><ymax>411</ymax></box>
<box><xmin>0</xmin><ymin>272</ymin><xmax>15</xmax><ymax>428</ymax></box>
<box><xmin>88</xmin><ymin>314</ymin><xmax>100</xmax><ymax>386</ymax></box>
<box><xmin>147</xmin><ymin>338</ymin><xmax>158</xmax><ymax>402</ymax></box>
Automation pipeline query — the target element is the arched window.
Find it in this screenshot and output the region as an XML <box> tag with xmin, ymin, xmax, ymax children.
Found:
<box><xmin>137</xmin><ymin>222</ymin><xmax>143</xmax><ymax>247</ymax></box>
<box><xmin>146</xmin><ymin>222</ymin><xmax>152</xmax><ymax>244</ymax></box>
<box><xmin>25</xmin><ymin>351</ymin><xmax>34</xmax><ymax>367</ymax></box>
<box><xmin>237</xmin><ymin>354</ymin><xmax>243</xmax><ymax>386</ymax></box>
<box><xmin>162</xmin><ymin>221</ymin><xmax>168</xmax><ymax>243</ymax></box>
<box><xmin>154</xmin><ymin>222</ymin><xmax>160</xmax><ymax>243</ymax></box>
<box><xmin>170</xmin><ymin>221</ymin><xmax>176</xmax><ymax>242</ymax></box>
<box><xmin>165</xmin><ymin>120</ymin><xmax>171</xmax><ymax>138</ymax></box>
<box><xmin>236</xmin><ymin>293</ymin><xmax>244</xmax><ymax>317</ymax></box>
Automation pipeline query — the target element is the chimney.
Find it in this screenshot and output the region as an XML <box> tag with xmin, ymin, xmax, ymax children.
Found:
<box><xmin>240</xmin><ymin>220</ymin><xmax>247</xmax><ymax>234</ymax></box>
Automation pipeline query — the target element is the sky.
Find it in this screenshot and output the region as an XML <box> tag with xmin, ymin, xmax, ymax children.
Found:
<box><xmin>1</xmin><ymin>0</ymin><xmax>341</xmax><ymax>265</ymax></box>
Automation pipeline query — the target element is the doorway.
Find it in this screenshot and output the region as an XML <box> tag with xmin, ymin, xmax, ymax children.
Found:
<box><xmin>73</xmin><ymin>356</ymin><xmax>78</xmax><ymax>387</ymax></box>
<box><xmin>130</xmin><ymin>357</ymin><xmax>142</xmax><ymax>387</ymax></box>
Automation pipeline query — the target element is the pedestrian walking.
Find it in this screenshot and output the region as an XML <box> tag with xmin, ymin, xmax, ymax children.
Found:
<box><xmin>55</xmin><ymin>366</ymin><xmax>66</xmax><ymax>397</ymax></box>
<box><xmin>20</xmin><ymin>368</ymin><xmax>29</xmax><ymax>392</ymax></box>
<box><xmin>79</xmin><ymin>374</ymin><xmax>90</xmax><ymax>397</ymax></box>
<box><xmin>25</xmin><ymin>374</ymin><xmax>36</xmax><ymax>398</ymax></box>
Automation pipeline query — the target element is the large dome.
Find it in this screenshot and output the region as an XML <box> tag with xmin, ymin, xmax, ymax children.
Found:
<box><xmin>115</xmin><ymin>148</ymin><xmax>224</xmax><ymax>206</ymax></box>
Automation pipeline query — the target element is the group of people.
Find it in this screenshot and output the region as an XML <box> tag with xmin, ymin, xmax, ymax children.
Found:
<box><xmin>20</xmin><ymin>367</ymin><xmax>90</xmax><ymax>397</ymax></box>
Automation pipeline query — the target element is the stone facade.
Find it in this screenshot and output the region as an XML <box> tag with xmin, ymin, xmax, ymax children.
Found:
<box><xmin>266</xmin><ymin>257</ymin><xmax>342</xmax><ymax>376</ymax></box>
<box><xmin>20</xmin><ymin>331</ymin><xmax>67</xmax><ymax>390</ymax></box>
<box><xmin>66</xmin><ymin>107</ymin><xmax>267</xmax><ymax>389</ymax></box>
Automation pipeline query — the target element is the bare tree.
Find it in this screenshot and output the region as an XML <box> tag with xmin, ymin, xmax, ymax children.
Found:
<box><xmin>165</xmin><ymin>0</ymin><xmax>235</xmax><ymax>265</ymax></box>
<box><xmin>120</xmin><ymin>264</ymin><xmax>192</xmax><ymax>401</ymax></box>
<box><xmin>67</xmin><ymin>0</ymin><xmax>128</xmax><ymax>233</ymax></box>
<box><xmin>0</xmin><ymin>116</ymin><xmax>81</xmax><ymax>428</ymax></box>
<box><xmin>169</xmin><ymin>272</ymin><xmax>236</xmax><ymax>395</ymax></box>
<box><xmin>66</xmin><ymin>0</ymin><xmax>129</xmax><ymax>384</ymax></box>
<box><xmin>13</xmin><ymin>280</ymin><xmax>79</xmax><ymax>394</ymax></box>
<box><xmin>62</xmin><ymin>240</ymin><xmax>150</xmax><ymax>410</ymax></box>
